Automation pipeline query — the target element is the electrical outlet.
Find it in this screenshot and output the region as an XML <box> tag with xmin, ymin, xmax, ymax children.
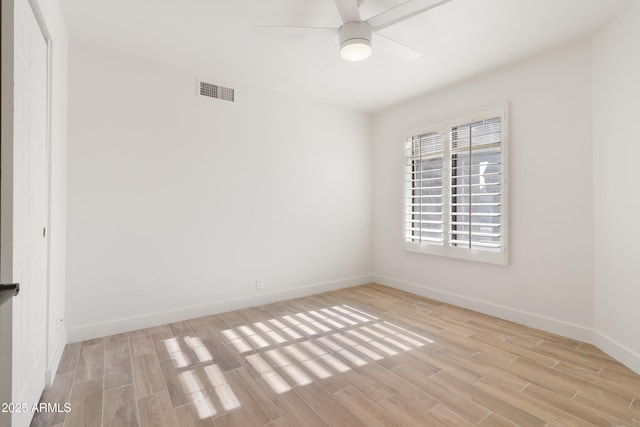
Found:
<box><xmin>256</xmin><ymin>278</ymin><xmax>264</xmax><ymax>291</ymax></box>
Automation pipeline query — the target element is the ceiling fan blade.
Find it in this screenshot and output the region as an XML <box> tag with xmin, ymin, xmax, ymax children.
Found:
<box><xmin>367</xmin><ymin>0</ymin><xmax>453</xmax><ymax>31</ymax></box>
<box><xmin>373</xmin><ymin>33</ymin><xmax>422</xmax><ymax>60</ymax></box>
<box><xmin>252</xmin><ymin>25</ymin><xmax>337</xmax><ymax>32</ymax></box>
<box><xmin>322</xmin><ymin>44</ymin><xmax>339</xmax><ymax>63</ymax></box>
<box><xmin>334</xmin><ymin>0</ymin><xmax>361</xmax><ymax>24</ymax></box>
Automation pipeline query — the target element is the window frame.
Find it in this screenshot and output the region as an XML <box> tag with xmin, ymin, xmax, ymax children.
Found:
<box><xmin>403</xmin><ymin>104</ymin><xmax>509</xmax><ymax>265</ymax></box>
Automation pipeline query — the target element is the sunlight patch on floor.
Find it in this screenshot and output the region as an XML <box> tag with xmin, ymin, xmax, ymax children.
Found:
<box><xmin>216</xmin><ymin>303</ymin><xmax>436</xmax><ymax>394</ymax></box>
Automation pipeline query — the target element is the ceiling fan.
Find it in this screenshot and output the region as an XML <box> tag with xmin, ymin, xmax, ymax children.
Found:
<box><xmin>255</xmin><ymin>0</ymin><xmax>453</xmax><ymax>62</ymax></box>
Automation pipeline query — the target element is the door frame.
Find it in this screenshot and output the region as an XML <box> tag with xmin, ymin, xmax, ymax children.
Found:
<box><xmin>28</xmin><ymin>0</ymin><xmax>57</xmax><ymax>388</ymax></box>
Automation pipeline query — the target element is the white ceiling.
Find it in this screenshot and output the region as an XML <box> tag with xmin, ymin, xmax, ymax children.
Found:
<box><xmin>60</xmin><ymin>0</ymin><xmax>633</xmax><ymax>112</ymax></box>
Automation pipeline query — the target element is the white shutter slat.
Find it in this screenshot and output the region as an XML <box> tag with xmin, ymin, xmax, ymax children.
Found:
<box><xmin>451</xmin><ymin>203</ymin><xmax>501</xmax><ymax>207</ymax></box>
<box><xmin>450</xmin><ymin>182</ymin><xmax>500</xmax><ymax>189</ymax></box>
<box><xmin>406</xmin><ymin>220</ymin><xmax>444</xmax><ymax>225</ymax></box>
<box><xmin>449</xmin><ymin>231</ymin><xmax>500</xmax><ymax>238</ymax></box>
<box><xmin>450</xmin><ymin>221</ymin><xmax>500</xmax><ymax>227</ymax></box>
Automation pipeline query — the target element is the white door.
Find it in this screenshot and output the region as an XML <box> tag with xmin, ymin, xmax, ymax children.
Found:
<box><xmin>10</xmin><ymin>1</ymin><xmax>49</xmax><ymax>426</ymax></box>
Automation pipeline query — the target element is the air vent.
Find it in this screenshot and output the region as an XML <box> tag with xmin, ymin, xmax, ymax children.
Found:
<box><xmin>199</xmin><ymin>81</ymin><xmax>235</xmax><ymax>102</ymax></box>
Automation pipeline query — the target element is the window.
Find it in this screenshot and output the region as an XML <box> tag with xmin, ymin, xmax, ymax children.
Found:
<box><xmin>404</xmin><ymin>104</ymin><xmax>508</xmax><ymax>264</ymax></box>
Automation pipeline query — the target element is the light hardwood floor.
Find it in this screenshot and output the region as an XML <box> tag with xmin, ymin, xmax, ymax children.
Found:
<box><xmin>31</xmin><ymin>283</ymin><xmax>640</xmax><ymax>426</ymax></box>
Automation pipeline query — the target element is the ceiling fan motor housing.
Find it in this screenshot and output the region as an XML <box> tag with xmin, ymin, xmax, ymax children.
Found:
<box><xmin>338</xmin><ymin>21</ymin><xmax>373</xmax><ymax>60</ymax></box>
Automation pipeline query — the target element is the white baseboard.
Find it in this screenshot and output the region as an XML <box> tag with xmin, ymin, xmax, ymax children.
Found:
<box><xmin>373</xmin><ymin>274</ymin><xmax>593</xmax><ymax>342</ymax></box>
<box><xmin>67</xmin><ymin>275</ymin><xmax>373</xmax><ymax>343</ymax></box>
<box><xmin>593</xmin><ymin>330</ymin><xmax>640</xmax><ymax>375</ymax></box>
<box><xmin>45</xmin><ymin>329</ymin><xmax>67</xmax><ymax>387</ymax></box>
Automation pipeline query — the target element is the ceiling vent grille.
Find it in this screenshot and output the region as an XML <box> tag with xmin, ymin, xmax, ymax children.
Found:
<box><xmin>199</xmin><ymin>81</ymin><xmax>235</xmax><ymax>102</ymax></box>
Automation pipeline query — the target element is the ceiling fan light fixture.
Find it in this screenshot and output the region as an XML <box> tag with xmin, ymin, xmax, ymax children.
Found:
<box><xmin>340</xmin><ymin>38</ymin><xmax>372</xmax><ymax>61</ymax></box>
<box><xmin>338</xmin><ymin>21</ymin><xmax>373</xmax><ymax>62</ymax></box>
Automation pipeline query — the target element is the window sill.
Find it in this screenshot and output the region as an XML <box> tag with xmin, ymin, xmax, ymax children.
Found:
<box><xmin>404</xmin><ymin>242</ymin><xmax>507</xmax><ymax>266</ymax></box>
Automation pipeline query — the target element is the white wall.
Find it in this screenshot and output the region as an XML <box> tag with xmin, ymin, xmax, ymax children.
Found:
<box><xmin>372</xmin><ymin>42</ymin><xmax>594</xmax><ymax>340</ymax></box>
<box><xmin>33</xmin><ymin>0</ymin><xmax>69</xmax><ymax>385</ymax></box>
<box><xmin>66</xmin><ymin>40</ymin><xmax>372</xmax><ymax>340</ymax></box>
<box><xmin>592</xmin><ymin>0</ymin><xmax>640</xmax><ymax>373</ymax></box>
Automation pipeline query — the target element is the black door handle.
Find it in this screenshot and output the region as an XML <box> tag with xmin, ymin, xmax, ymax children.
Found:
<box><xmin>0</xmin><ymin>283</ymin><xmax>20</xmax><ymax>307</ymax></box>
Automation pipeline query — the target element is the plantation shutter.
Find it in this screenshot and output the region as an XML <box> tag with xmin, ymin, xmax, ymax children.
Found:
<box><xmin>404</xmin><ymin>130</ymin><xmax>445</xmax><ymax>244</ymax></box>
<box><xmin>449</xmin><ymin>117</ymin><xmax>502</xmax><ymax>251</ymax></box>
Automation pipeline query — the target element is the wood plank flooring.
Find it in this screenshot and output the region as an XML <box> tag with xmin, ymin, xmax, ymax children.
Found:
<box><xmin>31</xmin><ymin>283</ymin><xmax>640</xmax><ymax>426</ymax></box>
